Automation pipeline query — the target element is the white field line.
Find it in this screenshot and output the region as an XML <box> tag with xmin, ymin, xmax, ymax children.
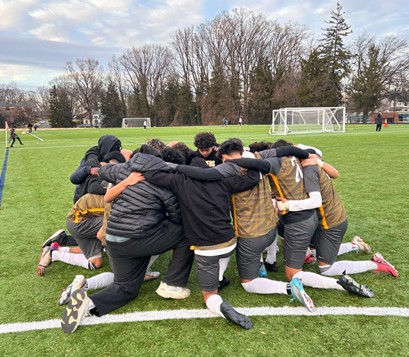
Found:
<box><xmin>28</xmin><ymin>133</ymin><xmax>44</xmax><ymax>141</ymax></box>
<box><xmin>0</xmin><ymin>306</ymin><xmax>408</xmax><ymax>334</ymax></box>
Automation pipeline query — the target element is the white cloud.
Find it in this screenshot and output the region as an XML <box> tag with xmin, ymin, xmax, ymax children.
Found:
<box><xmin>0</xmin><ymin>63</ymin><xmax>63</xmax><ymax>88</ymax></box>
<box><xmin>0</xmin><ymin>0</ymin><xmax>408</xmax><ymax>90</ymax></box>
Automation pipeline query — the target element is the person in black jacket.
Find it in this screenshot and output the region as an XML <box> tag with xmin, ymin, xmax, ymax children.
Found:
<box><xmin>131</xmin><ymin>149</ymin><xmax>261</xmax><ymax>329</ymax></box>
<box><xmin>42</xmin><ymin>151</ymin><xmax>126</xmax><ymax>249</ymax></box>
<box><xmin>71</xmin><ymin>134</ymin><xmax>122</xmax><ymax>203</ymax></box>
<box><xmin>61</xmin><ymin>146</ymin><xmax>193</xmax><ymax>334</ymax></box>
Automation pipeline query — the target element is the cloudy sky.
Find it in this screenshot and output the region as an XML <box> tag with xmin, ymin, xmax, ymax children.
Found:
<box><xmin>1</xmin><ymin>0</ymin><xmax>408</xmax><ymax>90</ymax></box>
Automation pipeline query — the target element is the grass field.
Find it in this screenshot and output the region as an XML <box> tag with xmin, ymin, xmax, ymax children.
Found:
<box><xmin>0</xmin><ymin>124</ymin><xmax>408</xmax><ymax>356</ymax></box>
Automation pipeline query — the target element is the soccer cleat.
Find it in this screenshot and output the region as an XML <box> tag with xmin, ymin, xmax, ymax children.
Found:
<box><xmin>218</xmin><ymin>276</ymin><xmax>230</xmax><ymax>290</ymax></box>
<box><xmin>264</xmin><ymin>260</ymin><xmax>279</xmax><ymax>273</ymax></box>
<box><xmin>59</xmin><ymin>275</ymin><xmax>87</xmax><ymax>305</ymax></box>
<box><xmin>61</xmin><ymin>289</ymin><xmax>90</xmax><ymax>333</ymax></box>
<box><xmin>371</xmin><ymin>253</ymin><xmax>398</xmax><ymax>277</ymax></box>
<box><xmin>156</xmin><ymin>281</ymin><xmax>191</xmax><ymax>299</ymax></box>
<box><xmin>352</xmin><ymin>236</ymin><xmax>372</xmax><ymax>253</ymax></box>
<box><xmin>220</xmin><ymin>301</ymin><xmax>253</xmax><ymax>330</ymax></box>
<box><xmin>37</xmin><ymin>247</ymin><xmax>52</xmax><ymax>276</ymax></box>
<box><xmin>258</xmin><ymin>262</ymin><xmax>268</xmax><ymax>277</ymax></box>
<box><xmin>304</xmin><ymin>253</ymin><xmax>316</xmax><ymax>265</ymax></box>
<box><xmin>289</xmin><ymin>277</ymin><xmax>316</xmax><ymax>312</ymax></box>
<box><xmin>143</xmin><ymin>271</ymin><xmax>160</xmax><ymax>282</ymax></box>
<box><xmin>337</xmin><ymin>274</ymin><xmax>375</xmax><ymax>298</ymax></box>
<box><xmin>41</xmin><ymin>229</ymin><xmax>65</xmax><ymax>248</ymax></box>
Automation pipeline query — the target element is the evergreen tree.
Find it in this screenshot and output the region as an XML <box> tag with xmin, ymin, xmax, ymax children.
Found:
<box><xmin>318</xmin><ymin>2</ymin><xmax>352</xmax><ymax>105</ymax></box>
<box><xmin>48</xmin><ymin>85</ymin><xmax>74</xmax><ymax>128</ymax></box>
<box><xmin>248</xmin><ymin>57</ymin><xmax>274</xmax><ymax>123</ymax></box>
<box><xmin>297</xmin><ymin>48</ymin><xmax>334</xmax><ymax>106</ymax></box>
<box><xmin>205</xmin><ymin>58</ymin><xmax>230</xmax><ymax>124</ymax></box>
<box><xmin>347</xmin><ymin>44</ymin><xmax>384</xmax><ymax>122</ymax></box>
<box><xmin>100</xmin><ymin>82</ymin><xmax>126</xmax><ymax>127</ymax></box>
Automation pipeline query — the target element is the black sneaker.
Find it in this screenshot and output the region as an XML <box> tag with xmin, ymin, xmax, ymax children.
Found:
<box><xmin>220</xmin><ymin>301</ymin><xmax>253</xmax><ymax>329</ymax></box>
<box><xmin>264</xmin><ymin>260</ymin><xmax>279</xmax><ymax>272</ymax></box>
<box><xmin>337</xmin><ymin>274</ymin><xmax>375</xmax><ymax>298</ymax></box>
<box><xmin>42</xmin><ymin>229</ymin><xmax>65</xmax><ymax>248</ymax></box>
<box><xmin>218</xmin><ymin>276</ymin><xmax>230</xmax><ymax>290</ymax></box>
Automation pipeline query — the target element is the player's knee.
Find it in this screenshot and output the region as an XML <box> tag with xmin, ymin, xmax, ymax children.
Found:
<box><xmin>89</xmin><ymin>254</ymin><xmax>103</xmax><ymax>269</ymax></box>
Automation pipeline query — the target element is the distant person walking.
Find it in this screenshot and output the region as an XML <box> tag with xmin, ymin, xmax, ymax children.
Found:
<box><xmin>143</xmin><ymin>120</ymin><xmax>147</xmax><ymax>130</ymax></box>
<box><xmin>238</xmin><ymin>117</ymin><xmax>243</xmax><ymax>126</ymax></box>
<box><xmin>10</xmin><ymin>126</ymin><xmax>23</xmax><ymax>147</ymax></box>
<box><xmin>376</xmin><ymin>112</ymin><xmax>383</xmax><ymax>132</ymax></box>
<box><xmin>28</xmin><ymin>123</ymin><xmax>33</xmax><ymax>133</ymax></box>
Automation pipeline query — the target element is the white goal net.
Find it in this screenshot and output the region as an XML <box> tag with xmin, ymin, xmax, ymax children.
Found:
<box><xmin>269</xmin><ymin>107</ymin><xmax>346</xmax><ymax>135</ymax></box>
<box><xmin>122</xmin><ymin>117</ymin><xmax>151</xmax><ymax>128</ymax></box>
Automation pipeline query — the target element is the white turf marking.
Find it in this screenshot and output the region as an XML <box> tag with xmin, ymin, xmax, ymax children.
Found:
<box><xmin>0</xmin><ymin>306</ymin><xmax>407</xmax><ymax>334</ymax></box>
<box><xmin>29</xmin><ymin>133</ymin><xmax>44</xmax><ymax>141</ymax></box>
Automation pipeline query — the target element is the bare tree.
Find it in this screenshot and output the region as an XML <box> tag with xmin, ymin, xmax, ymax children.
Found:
<box><xmin>120</xmin><ymin>44</ymin><xmax>174</xmax><ymax>103</ymax></box>
<box><xmin>65</xmin><ymin>58</ymin><xmax>104</xmax><ymax>126</ymax></box>
<box><xmin>0</xmin><ymin>83</ymin><xmax>25</xmax><ymax>103</ymax></box>
<box><xmin>347</xmin><ymin>34</ymin><xmax>409</xmax><ymax>122</ymax></box>
<box><xmin>107</xmin><ymin>55</ymin><xmax>132</xmax><ymax>116</ymax></box>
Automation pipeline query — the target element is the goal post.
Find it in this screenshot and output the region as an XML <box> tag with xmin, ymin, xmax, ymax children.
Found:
<box><xmin>269</xmin><ymin>107</ymin><xmax>346</xmax><ymax>135</ymax></box>
<box><xmin>122</xmin><ymin>117</ymin><xmax>151</xmax><ymax>128</ymax></box>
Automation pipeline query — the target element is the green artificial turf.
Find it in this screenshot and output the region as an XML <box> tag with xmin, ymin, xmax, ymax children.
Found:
<box><xmin>0</xmin><ymin>124</ymin><xmax>408</xmax><ymax>356</ymax></box>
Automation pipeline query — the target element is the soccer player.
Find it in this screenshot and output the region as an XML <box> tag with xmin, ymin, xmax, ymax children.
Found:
<box><xmin>299</xmin><ymin>153</ymin><xmax>398</xmax><ymax>278</ymax></box>
<box><xmin>219</xmin><ymin>140</ymin><xmax>316</xmax><ymax>311</ymax></box>
<box><xmin>229</xmin><ymin>141</ymin><xmax>375</xmax><ymax>298</ymax></box>
<box><xmin>132</xmin><ymin>148</ymin><xmax>262</xmax><ymax>329</ymax></box>
<box><xmin>71</xmin><ymin>134</ymin><xmax>122</xmax><ymax>203</ymax></box>
<box><xmin>192</xmin><ymin>132</ymin><xmax>222</xmax><ymax>167</ymax></box>
<box><xmin>60</xmin><ymin>145</ymin><xmax>193</xmax><ymax>333</ymax></box>
<box><xmin>9</xmin><ymin>126</ymin><xmax>23</xmax><ymax>147</ymax></box>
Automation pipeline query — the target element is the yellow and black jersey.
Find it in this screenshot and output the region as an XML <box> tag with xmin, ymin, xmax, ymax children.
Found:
<box><xmin>232</xmin><ymin>175</ymin><xmax>278</xmax><ymax>238</ymax></box>
<box><xmin>317</xmin><ymin>169</ymin><xmax>347</xmax><ymax>229</ymax></box>
<box><xmin>67</xmin><ymin>194</ymin><xmax>105</xmax><ymax>224</ymax></box>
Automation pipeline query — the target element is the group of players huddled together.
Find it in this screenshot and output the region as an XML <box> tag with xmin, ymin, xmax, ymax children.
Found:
<box><xmin>37</xmin><ymin>132</ymin><xmax>398</xmax><ymax>333</ymax></box>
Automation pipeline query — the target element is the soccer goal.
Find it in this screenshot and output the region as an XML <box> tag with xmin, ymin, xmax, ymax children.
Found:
<box><xmin>269</xmin><ymin>107</ymin><xmax>346</xmax><ymax>135</ymax></box>
<box><xmin>122</xmin><ymin>118</ymin><xmax>151</xmax><ymax>128</ymax></box>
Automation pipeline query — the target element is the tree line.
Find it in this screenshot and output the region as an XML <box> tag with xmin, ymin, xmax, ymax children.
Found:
<box><xmin>1</xmin><ymin>3</ymin><xmax>409</xmax><ymax>128</ymax></box>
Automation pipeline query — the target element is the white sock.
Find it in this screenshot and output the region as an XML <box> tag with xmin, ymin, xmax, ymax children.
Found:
<box><xmin>52</xmin><ymin>251</ymin><xmax>91</xmax><ymax>269</ymax></box>
<box><xmin>147</xmin><ymin>255</ymin><xmax>159</xmax><ymax>271</ymax></box>
<box><xmin>338</xmin><ymin>242</ymin><xmax>358</xmax><ymax>256</ymax></box>
<box><xmin>206</xmin><ymin>294</ymin><xmax>224</xmax><ymax>317</ymax></box>
<box><xmin>320</xmin><ymin>261</ymin><xmax>377</xmax><ymax>276</ymax></box>
<box><xmin>218</xmin><ymin>257</ymin><xmax>230</xmax><ymax>281</ymax></box>
<box><xmin>294</xmin><ymin>271</ymin><xmax>344</xmax><ymax>291</ymax></box>
<box><xmin>86</xmin><ymin>272</ymin><xmax>115</xmax><ymax>290</ymax></box>
<box><xmin>59</xmin><ymin>247</ymin><xmax>70</xmax><ymax>253</ymax></box>
<box><xmin>87</xmin><ymin>298</ymin><xmax>96</xmax><ymax>311</ymax></box>
<box><xmin>265</xmin><ymin>240</ymin><xmax>277</xmax><ymax>264</ymax></box>
<box><xmin>242</xmin><ymin>278</ymin><xmax>288</xmax><ymax>295</ymax></box>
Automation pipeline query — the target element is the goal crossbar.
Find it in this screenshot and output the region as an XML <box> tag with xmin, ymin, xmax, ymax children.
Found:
<box><xmin>269</xmin><ymin>107</ymin><xmax>345</xmax><ymax>135</ymax></box>
<box><xmin>122</xmin><ymin>118</ymin><xmax>151</xmax><ymax>128</ymax></box>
